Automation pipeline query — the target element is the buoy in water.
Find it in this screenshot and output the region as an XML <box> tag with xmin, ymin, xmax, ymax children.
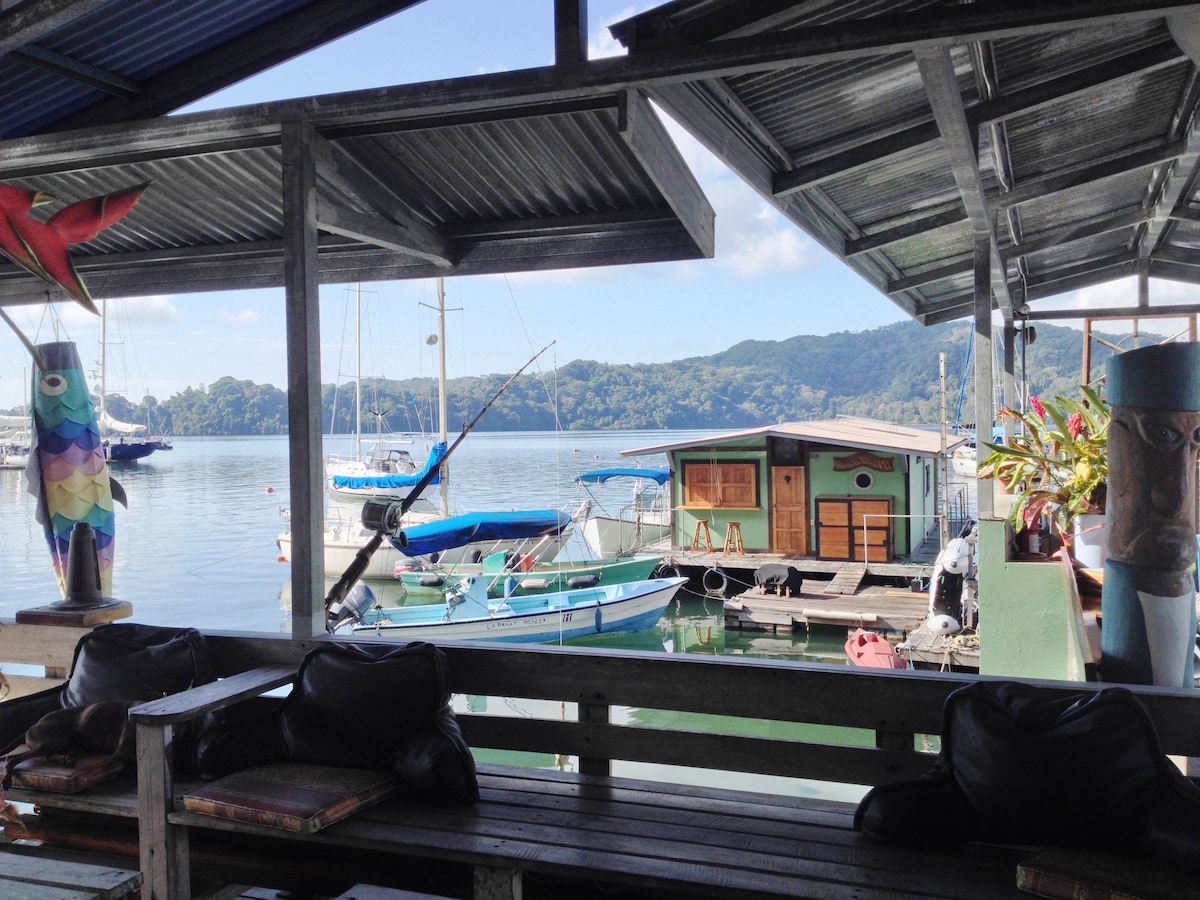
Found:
<box><xmin>265</xmin><ymin>487</ymin><xmax>274</xmax><ymax>494</ymax></box>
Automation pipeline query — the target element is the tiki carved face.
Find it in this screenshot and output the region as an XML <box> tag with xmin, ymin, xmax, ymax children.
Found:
<box><xmin>1106</xmin><ymin>403</ymin><xmax>1200</xmax><ymax>570</ymax></box>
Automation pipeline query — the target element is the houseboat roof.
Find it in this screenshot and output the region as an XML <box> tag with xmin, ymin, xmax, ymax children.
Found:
<box><xmin>621</xmin><ymin>416</ymin><xmax>968</xmax><ymax>458</ymax></box>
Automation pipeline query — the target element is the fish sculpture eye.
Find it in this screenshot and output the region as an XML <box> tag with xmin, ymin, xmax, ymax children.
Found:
<box><xmin>39</xmin><ymin>373</ymin><xmax>68</xmax><ymax>396</ymax></box>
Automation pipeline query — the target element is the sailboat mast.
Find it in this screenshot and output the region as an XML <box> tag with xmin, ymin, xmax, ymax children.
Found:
<box><xmin>437</xmin><ymin>277</ymin><xmax>449</xmax><ymax>517</ymax></box>
<box><xmin>98</xmin><ymin>298</ymin><xmax>107</xmax><ymax>433</ymax></box>
<box><xmin>354</xmin><ymin>283</ymin><xmax>362</xmax><ymax>459</ymax></box>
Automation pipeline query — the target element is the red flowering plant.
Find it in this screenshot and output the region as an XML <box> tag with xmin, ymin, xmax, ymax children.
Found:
<box><xmin>977</xmin><ymin>385</ymin><xmax>1109</xmax><ymax>540</ymax></box>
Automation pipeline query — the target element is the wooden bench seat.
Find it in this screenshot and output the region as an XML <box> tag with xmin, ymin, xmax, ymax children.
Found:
<box><xmin>1</xmin><ymin>630</ymin><xmax>1195</xmax><ymax>900</ymax></box>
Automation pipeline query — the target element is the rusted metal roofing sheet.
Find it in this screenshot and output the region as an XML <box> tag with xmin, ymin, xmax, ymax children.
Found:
<box><xmin>622</xmin><ymin>416</ymin><xmax>965</xmax><ymax>457</ymax></box>
<box><xmin>611</xmin><ymin>1</ymin><xmax>1200</xmax><ymax>326</ymax></box>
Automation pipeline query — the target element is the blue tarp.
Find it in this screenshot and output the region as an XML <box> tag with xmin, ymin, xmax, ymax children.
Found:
<box><xmin>574</xmin><ymin>467</ymin><xmax>670</xmax><ymax>485</ymax></box>
<box><xmin>331</xmin><ymin>441</ymin><xmax>447</xmax><ymax>491</ymax></box>
<box><xmin>392</xmin><ymin>508</ymin><xmax>571</xmax><ymax>557</ymax></box>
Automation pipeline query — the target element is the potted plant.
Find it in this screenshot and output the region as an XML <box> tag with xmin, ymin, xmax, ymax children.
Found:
<box><xmin>976</xmin><ymin>385</ymin><xmax>1109</xmax><ymax>561</ymax></box>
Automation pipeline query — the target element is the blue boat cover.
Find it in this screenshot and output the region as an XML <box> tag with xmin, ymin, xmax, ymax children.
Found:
<box><xmin>574</xmin><ymin>467</ymin><xmax>669</xmax><ymax>485</ymax></box>
<box><xmin>393</xmin><ymin>508</ymin><xmax>571</xmax><ymax>556</ymax></box>
<box><xmin>331</xmin><ymin>441</ymin><xmax>447</xmax><ymax>491</ymax></box>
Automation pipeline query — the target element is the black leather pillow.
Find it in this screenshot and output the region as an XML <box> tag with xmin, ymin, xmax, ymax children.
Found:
<box><xmin>281</xmin><ymin>642</ymin><xmax>446</xmax><ymax>769</ymax></box>
<box><xmin>64</xmin><ymin>623</ymin><xmax>213</xmax><ymax>709</ymax></box>
<box><xmin>854</xmin><ymin>681</ymin><xmax>1200</xmax><ymax>872</ymax></box>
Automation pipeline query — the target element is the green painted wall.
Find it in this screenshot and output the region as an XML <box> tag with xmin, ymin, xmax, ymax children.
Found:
<box><xmin>807</xmin><ymin>449</ymin><xmax>911</xmax><ymax>552</ymax></box>
<box><xmin>976</xmin><ymin>518</ymin><xmax>1091</xmax><ymax>680</ymax></box>
<box><xmin>670</xmin><ymin>448</ymin><xmax>770</xmax><ymax>551</ymax></box>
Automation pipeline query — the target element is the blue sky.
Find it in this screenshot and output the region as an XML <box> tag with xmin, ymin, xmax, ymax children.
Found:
<box><xmin>0</xmin><ymin>0</ymin><xmax>1192</xmax><ymax>411</ymax></box>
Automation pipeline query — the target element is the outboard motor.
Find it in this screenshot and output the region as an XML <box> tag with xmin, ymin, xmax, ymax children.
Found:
<box><xmin>927</xmin><ymin>523</ymin><xmax>976</xmax><ymax>634</ymax></box>
<box><xmin>328</xmin><ymin>582</ymin><xmax>378</xmax><ymax>629</ymax></box>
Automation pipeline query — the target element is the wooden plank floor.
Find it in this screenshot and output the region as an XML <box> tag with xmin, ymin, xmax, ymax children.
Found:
<box><xmin>724</xmin><ymin>585</ymin><xmax>932</xmax><ymax>634</ymax></box>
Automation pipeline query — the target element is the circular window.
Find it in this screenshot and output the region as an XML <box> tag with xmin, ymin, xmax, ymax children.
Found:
<box><xmin>853</xmin><ymin>470</ymin><xmax>874</xmax><ymax>491</ymax></box>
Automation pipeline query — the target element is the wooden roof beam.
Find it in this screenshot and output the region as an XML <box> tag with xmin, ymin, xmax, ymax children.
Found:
<box><xmin>1001</xmin><ymin>209</ymin><xmax>1154</xmax><ymax>261</ymax></box>
<box><xmin>992</xmin><ymin>138</ymin><xmax>1187</xmax><ymax>209</ymax></box>
<box><xmin>9</xmin><ymin>43</ymin><xmax>138</xmax><ymax>98</ymax></box>
<box><xmin>915</xmin><ymin>46</ymin><xmax>1011</xmax><ymax>313</ymax></box>
<box><xmin>618</xmin><ymin>89</ymin><xmax>715</xmax><ymax>260</ymax></box>
<box><xmin>845</xmin><ymin>205</ymin><xmax>967</xmax><ymax>258</ymax></box>
<box><xmin>311</xmin><ymin>133</ymin><xmax>454</xmax><ymax>268</ymax></box>
<box><xmin>774</xmin><ymin>40</ymin><xmax>1184</xmax><ymax>198</ymax></box>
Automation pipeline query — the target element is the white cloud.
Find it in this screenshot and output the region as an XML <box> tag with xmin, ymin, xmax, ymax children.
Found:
<box><xmin>219</xmin><ymin>308</ymin><xmax>262</xmax><ymax>325</ymax></box>
<box><xmin>590</xmin><ymin>6</ymin><xmax>639</xmax><ymax>59</ymax></box>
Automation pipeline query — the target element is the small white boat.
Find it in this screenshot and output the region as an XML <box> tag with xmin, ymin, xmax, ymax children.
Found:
<box><xmin>575</xmin><ymin>467</ymin><xmax>672</xmax><ymax>558</ymax></box>
<box><xmin>331</xmin><ymin>575</ymin><xmax>687</xmax><ymax>643</ymax></box>
<box><xmin>950</xmin><ymin>442</ymin><xmax>976</xmax><ymax>478</ymax></box>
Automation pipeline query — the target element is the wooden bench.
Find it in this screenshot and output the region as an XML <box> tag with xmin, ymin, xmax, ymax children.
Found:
<box><xmin>124</xmin><ymin>632</ymin><xmax>1200</xmax><ymax>900</ymax></box>
<box><xmin>3</xmin><ymin>628</ymin><xmax>1199</xmax><ymax>899</ymax></box>
<box><xmin>0</xmin><ymin>845</ymin><xmax>141</xmax><ymax>898</ymax></box>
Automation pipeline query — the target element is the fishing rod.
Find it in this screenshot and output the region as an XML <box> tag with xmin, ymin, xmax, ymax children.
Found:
<box><xmin>322</xmin><ymin>340</ymin><xmax>555</xmax><ymax>627</ymax></box>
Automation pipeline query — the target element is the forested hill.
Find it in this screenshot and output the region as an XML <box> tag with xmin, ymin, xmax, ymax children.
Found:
<box><xmin>40</xmin><ymin>320</ymin><xmax>1121</xmax><ymax>436</ymax></box>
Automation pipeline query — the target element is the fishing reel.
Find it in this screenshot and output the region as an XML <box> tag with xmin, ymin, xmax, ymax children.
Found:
<box><xmin>360</xmin><ymin>499</ymin><xmax>408</xmax><ymax>545</ymax></box>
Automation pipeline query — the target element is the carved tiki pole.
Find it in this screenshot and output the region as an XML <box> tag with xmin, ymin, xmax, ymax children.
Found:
<box><xmin>1101</xmin><ymin>342</ymin><xmax>1200</xmax><ymax>687</ymax></box>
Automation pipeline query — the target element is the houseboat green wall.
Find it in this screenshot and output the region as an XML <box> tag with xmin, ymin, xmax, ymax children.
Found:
<box><xmin>806</xmin><ymin>448</ymin><xmax>912</xmax><ymax>553</ymax></box>
<box><xmin>666</xmin><ymin>438</ymin><xmax>941</xmax><ymax>558</ymax></box>
<box><xmin>669</xmin><ymin>445</ymin><xmax>770</xmax><ymax>550</ymax></box>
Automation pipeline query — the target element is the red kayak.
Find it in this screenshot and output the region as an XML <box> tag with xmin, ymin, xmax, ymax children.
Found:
<box><xmin>845</xmin><ymin>627</ymin><xmax>907</xmax><ymax>669</ymax></box>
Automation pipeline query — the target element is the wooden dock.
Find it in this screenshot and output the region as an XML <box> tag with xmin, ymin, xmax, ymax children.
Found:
<box><xmin>722</xmin><ymin>584</ymin><xmax>931</xmax><ymax>635</ymax></box>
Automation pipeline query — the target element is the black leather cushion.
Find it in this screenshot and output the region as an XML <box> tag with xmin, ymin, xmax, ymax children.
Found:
<box><xmin>64</xmin><ymin>623</ymin><xmax>213</xmax><ymax>709</ymax></box>
<box><xmin>393</xmin><ymin>704</ymin><xmax>479</xmax><ymax>806</ymax></box>
<box><xmin>855</xmin><ymin>681</ymin><xmax>1200</xmax><ymax>872</ymax></box>
<box><xmin>281</xmin><ymin>642</ymin><xmax>446</xmax><ymax>769</ymax></box>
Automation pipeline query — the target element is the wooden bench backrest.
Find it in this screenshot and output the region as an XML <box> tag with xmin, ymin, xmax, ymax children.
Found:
<box><xmin>202</xmin><ymin>632</ymin><xmax>1200</xmax><ymax>788</ymax></box>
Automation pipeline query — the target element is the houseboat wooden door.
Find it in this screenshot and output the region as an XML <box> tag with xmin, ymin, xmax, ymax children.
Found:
<box><xmin>771</xmin><ymin>465</ymin><xmax>808</xmax><ymax>554</ymax></box>
<box><xmin>816</xmin><ymin>497</ymin><xmax>893</xmax><ymax>562</ymax></box>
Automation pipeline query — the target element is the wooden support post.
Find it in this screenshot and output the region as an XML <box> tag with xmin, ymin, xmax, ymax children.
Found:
<box><xmin>282</xmin><ymin>116</ymin><xmax>325</xmax><ymax>640</ymax></box>
<box><xmin>137</xmin><ymin>720</ymin><xmax>189</xmax><ymax>900</ymax></box>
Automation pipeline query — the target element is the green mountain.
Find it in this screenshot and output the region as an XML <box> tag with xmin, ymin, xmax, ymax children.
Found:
<box><xmin>0</xmin><ymin>321</ymin><xmax>1127</xmax><ymax>436</ymax></box>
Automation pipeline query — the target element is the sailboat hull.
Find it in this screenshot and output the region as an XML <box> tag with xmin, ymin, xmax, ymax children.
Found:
<box><xmin>107</xmin><ymin>438</ymin><xmax>172</xmax><ymax>462</ymax></box>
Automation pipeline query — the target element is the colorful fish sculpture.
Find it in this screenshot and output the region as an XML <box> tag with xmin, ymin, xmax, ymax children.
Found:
<box><xmin>26</xmin><ymin>341</ymin><xmax>126</xmax><ymax>598</ymax></box>
<box><xmin>0</xmin><ymin>182</ymin><xmax>149</xmax><ymax>314</ymax></box>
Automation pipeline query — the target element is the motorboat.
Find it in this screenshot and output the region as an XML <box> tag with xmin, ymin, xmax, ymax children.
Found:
<box><xmin>575</xmin><ymin>467</ymin><xmax>672</xmax><ymax>558</ymax></box>
<box><xmin>396</xmin><ymin>549</ymin><xmax>663</xmax><ymax>597</ymax></box>
<box><xmin>330</xmin><ymin>575</ymin><xmax>687</xmax><ymax>643</ymax></box>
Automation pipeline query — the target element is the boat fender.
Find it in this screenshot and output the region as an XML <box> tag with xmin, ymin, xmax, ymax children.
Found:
<box><xmin>418</xmin><ymin>574</ymin><xmax>445</xmax><ymax>588</ymax></box>
<box><xmin>520</xmin><ymin>578</ymin><xmax>550</xmax><ymax>590</ymax></box>
<box><xmin>567</xmin><ymin>575</ymin><xmax>599</xmax><ymax>589</ymax></box>
<box><xmin>702</xmin><ymin>568</ymin><xmax>728</xmax><ymax>595</ymax></box>
<box><xmin>595</xmin><ymin>602</ymin><xmax>602</xmax><ymax>633</ymax></box>
<box><xmin>657</xmin><ymin>564</ymin><xmax>680</xmax><ymax>579</ymax></box>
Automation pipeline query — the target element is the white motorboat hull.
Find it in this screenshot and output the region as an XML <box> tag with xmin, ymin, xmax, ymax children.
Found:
<box><xmin>346</xmin><ymin>576</ymin><xmax>686</xmax><ymax>643</ymax></box>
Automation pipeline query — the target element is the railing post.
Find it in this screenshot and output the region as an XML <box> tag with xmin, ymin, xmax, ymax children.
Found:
<box><xmin>137</xmin><ymin>720</ymin><xmax>190</xmax><ymax>900</ymax></box>
<box><xmin>579</xmin><ymin>701</ymin><xmax>611</xmax><ymax>776</ymax></box>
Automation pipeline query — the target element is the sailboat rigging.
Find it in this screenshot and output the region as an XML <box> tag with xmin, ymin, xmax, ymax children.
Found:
<box><xmin>96</xmin><ymin>298</ymin><xmax>172</xmax><ymax>463</ymax></box>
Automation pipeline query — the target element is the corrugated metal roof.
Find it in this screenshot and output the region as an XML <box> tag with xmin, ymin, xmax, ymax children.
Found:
<box><xmin>611</xmin><ymin>1</ymin><xmax>1200</xmax><ymax>327</ymax></box>
<box><xmin>0</xmin><ymin>87</ymin><xmax>713</xmax><ymax>301</ymax></box>
<box><xmin>0</xmin><ymin>1</ymin><xmax>428</xmax><ymax>138</ymax></box>
<box><xmin>622</xmin><ymin>416</ymin><xmax>966</xmax><ymax>457</ymax></box>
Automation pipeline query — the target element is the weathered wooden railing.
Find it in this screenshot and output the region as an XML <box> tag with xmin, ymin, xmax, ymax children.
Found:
<box><xmin>2</xmin><ymin>620</ymin><xmax>1198</xmax><ymax>898</ymax></box>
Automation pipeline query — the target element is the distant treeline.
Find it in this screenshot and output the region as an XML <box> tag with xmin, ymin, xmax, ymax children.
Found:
<box><xmin>3</xmin><ymin>321</ymin><xmax>1125</xmax><ymax>436</ymax></box>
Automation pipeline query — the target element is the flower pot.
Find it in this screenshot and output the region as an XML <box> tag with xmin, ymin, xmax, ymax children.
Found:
<box><xmin>1070</xmin><ymin>513</ymin><xmax>1107</xmax><ymax>569</ymax></box>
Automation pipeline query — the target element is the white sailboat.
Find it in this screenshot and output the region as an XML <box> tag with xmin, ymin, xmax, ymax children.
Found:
<box><xmin>324</xmin><ymin>283</ymin><xmax>440</xmax><ymax>503</ymax></box>
<box><xmin>278</xmin><ymin>278</ymin><xmax>572</xmax><ymax>578</ymax></box>
<box><xmin>96</xmin><ymin>299</ymin><xmax>172</xmax><ymax>463</ymax></box>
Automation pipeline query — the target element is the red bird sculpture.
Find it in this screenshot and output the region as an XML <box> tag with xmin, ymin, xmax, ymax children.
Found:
<box><xmin>0</xmin><ymin>182</ymin><xmax>149</xmax><ymax>314</ymax></box>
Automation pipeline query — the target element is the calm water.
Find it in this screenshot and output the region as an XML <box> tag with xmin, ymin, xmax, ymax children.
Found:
<box><xmin>0</xmin><ymin>431</ymin><xmax>895</xmax><ymax>801</ymax></box>
<box><xmin>0</xmin><ymin>430</ymin><xmax>851</xmax><ymax>663</ymax></box>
